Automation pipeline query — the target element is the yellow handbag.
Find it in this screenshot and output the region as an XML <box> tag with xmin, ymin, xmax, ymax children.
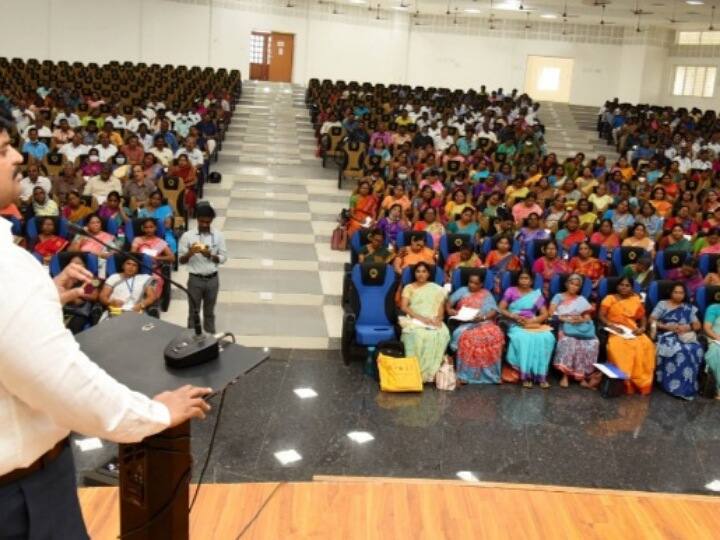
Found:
<box><xmin>377</xmin><ymin>353</ymin><xmax>423</xmax><ymax>393</ymax></box>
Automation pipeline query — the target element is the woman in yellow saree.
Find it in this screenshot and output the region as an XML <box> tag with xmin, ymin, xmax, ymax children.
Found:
<box><xmin>598</xmin><ymin>276</ymin><xmax>656</xmax><ymax>395</ymax></box>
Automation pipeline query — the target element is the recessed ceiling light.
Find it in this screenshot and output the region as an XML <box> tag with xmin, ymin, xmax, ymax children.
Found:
<box><xmin>293</xmin><ymin>387</ymin><xmax>318</xmax><ymax>399</ymax></box>
<box><xmin>464</xmin><ymin>8</ymin><xmax>482</xmax><ymax>13</ymax></box>
<box><xmin>347</xmin><ymin>431</ymin><xmax>375</xmax><ymax>444</ymax></box>
<box><xmin>456</xmin><ymin>471</ymin><xmax>480</xmax><ymax>483</ymax></box>
<box><xmin>686</xmin><ymin>1</ymin><xmax>704</xmax><ymax>5</ymax></box>
<box><xmin>540</xmin><ymin>13</ymin><xmax>558</xmax><ymax>18</ymax></box>
<box><xmin>705</xmin><ymin>479</ymin><xmax>720</xmax><ymax>491</ymax></box>
<box><xmin>348</xmin><ymin>0</ymin><xmax>367</xmax><ymax>4</ymax></box>
<box><xmin>274</xmin><ymin>449</ymin><xmax>302</xmax><ymax>465</ymax></box>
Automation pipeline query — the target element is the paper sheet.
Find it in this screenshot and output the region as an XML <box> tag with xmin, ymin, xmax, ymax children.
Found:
<box><xmin>450</xmin><ymin>306</ymin><xmax>480</xmax><ymax>322</ymax></box>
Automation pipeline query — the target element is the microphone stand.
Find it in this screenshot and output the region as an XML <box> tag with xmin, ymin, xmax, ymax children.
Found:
<box><xmin>68</xmin><ymin>223</ymin><xmax>219</xmax><ymax>368</ymax></box>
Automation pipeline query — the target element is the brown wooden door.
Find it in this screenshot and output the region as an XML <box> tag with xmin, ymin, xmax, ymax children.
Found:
<box><xmin>249</xmin><ymin>32</ymin><xmax>269</xmax><ymax>81</ymax></box>
<box><xmin>268</xmin><ymin>32</ymin><xmax>294</xmax><ymax>83</ymax></box>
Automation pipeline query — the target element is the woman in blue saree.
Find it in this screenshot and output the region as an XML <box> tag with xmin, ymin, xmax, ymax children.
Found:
<box><xmin>446</xmin><ymin>274</ymin><xmax>505</xmax><ymax>384</ymax></box>
<box><xmin>137</xmin><ymin>190</ymin><xmax>177</xmax><ymax>253</ymax></box>
<box><xmin>498</xmin><ymin>269</ymin><xmax>556</xmax><ymax>388</ymax></box>
<box><xmin>649</xmin><ymin>283</ymin><xmax>703</xmax><ymax>400</ymax></box>
<box><xmin>702</xmin><ymin>303</ymin><xmax>720</xmax><ymax>399</ymax></box>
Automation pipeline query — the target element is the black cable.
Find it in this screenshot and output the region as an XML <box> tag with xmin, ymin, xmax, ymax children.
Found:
<box><xmin>235</xmin><ymin>482</ymin><xmax>287</xmax><ymax>539</ymax></box>
<box><xmin>116</xmin><ymin>466</ymin><xmax>192</xmax><ymax>539</ymax></box>
<box><xmin>189</xmin><ymin>386</ymin><xmax>228</xmax><ymax>512</ymax></box>
<box><xmin>114</xmin><ymin>387</ymin><xmax>228</xmax><ymax>538</ymax></box>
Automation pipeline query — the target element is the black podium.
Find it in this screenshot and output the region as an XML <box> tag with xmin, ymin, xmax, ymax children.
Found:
<box><xmin>76</xmin><ymin>314</ymin><xmax>268</xmax><ymax>539</ymax></box>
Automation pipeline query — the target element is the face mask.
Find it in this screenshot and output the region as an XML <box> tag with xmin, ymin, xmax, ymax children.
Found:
<box><xmin>116</xmin><ymin>157</ymin><xmax>126</xmax><ymax>164</ymax></box>
<box><xmin>398</xmin><ymin>173</ymin><xmax>408</xmax><ymax>180</ymax></box>
<box><xmin>89</xmin><ymin>155</ymin><xmax>99</xmax><ymax>162</ymax></box>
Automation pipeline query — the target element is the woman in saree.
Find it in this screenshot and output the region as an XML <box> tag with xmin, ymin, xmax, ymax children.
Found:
<box><xmin>498</xmin><ymin>269</ymin><xmax>556</xmax><ymax>388</ymax></box>
<box><xmin>549</xmin><ymin>274</ymin><xmax>600</xmax><ymax>388</ymax></box>
<box><xmin>485</xmin><ymin>235</ymin><xmax>522</xmax><ymax>272</ymax></box>
<box><xmin>137</xmin><ymin>190</ymin><xmax>177</xmax><ymax>253</ymax></box>
<box><xmin>599</xmin><ymin>276</ymin><xmax>656</xmax><ymax>395</ymax></box>
<box><xmin>97</xmin><ymin>190</ymin><xmax>130</xmax><ymax>235</ymax></box>
<box><xmin>61</xmin><ymin>190</ymin><xmax>93</xmax><ymax>225</ymax></box>
<box><xmin>531</xmin><ymin>241</ymin><xmax>570</xmax><ymax>295</ymax></box>
<box><xmin>168</xmin><ymin>153</ymin><xmax>198</xmax><ymax>215</ymax></box>
<box><xmin>649</xmin><ymin>283</ymin><xmax>703</xmax><ymax>400</ymax></box>
<box><xmin>555</xmin><ymin>214</ymin><xmax>587</xmax><ymax>252</ymax></box>
<box><xmin>358</xmin><ymin>228</ymin><xmax>394</xmax><ymax>264</ymax></box>
<box><xmin>516</xmin><ymin>212</ymin><xmax>549</xmax><ymax>256</ymax></box>
<box><xmin>399</xmin><ymin>262</ymin><xmax>451</xmax><ymax>383</ymax></box>
<box><xmin>622</xmin><ymin>223</ymin><xmax>656</xmax><ymax>258</ymax></box>
<box><xmin>347</xmin><ymin>181</ymin><xmax>379</xmax><ymax>237</ymax></box>
<box><xmin>658</xmin><ymin>224</ymin><xmax>693</xmax><ymax>252</ymax></box>
<box><xmin>377</xmin><ymin>203</ymin><xmax>410</xmax><ymax>247</ymax></box>
<box><xmin>447</xmin><ymin>274</ymin><xmax>505</xmax><ymax>384</ymax></box>
<box><xmin>130</xmin><ymin>217</ymin><xmax>174</xmax><ymax>298</ymax></box>
<box><xmin>32</xmin><ymin>216</ymin><xmax>69</xmax><ymax>264</ymax></box>
<box><xmin>702</xmin><ymin>302</ymin><xmax>720</xmax><ymax>399</ymax></box>
<box><xmin>412</xmin><ymin>207</ymin><xmax>445</xmax><ymax>250</ymax></box>
<box><xmin>569</xmin><ymin>240</ymin><xmax>606</xmax><ymax>293</ymax></box>
<box><xmin>447</xmin><ymin>206</ymin><xmax>480</xmax><ymax>237</ymax></box>
<box><xmin>590</xmin><ymin>218</ymin><xmax>621</xmax><ymax>249</ymax></box>
<box><xmin>69</xmin><ymin>213</ymin><xmax>118</xmax><ymax>274</ymax></box>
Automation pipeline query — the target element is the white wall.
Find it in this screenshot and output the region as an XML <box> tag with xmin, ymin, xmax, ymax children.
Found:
<box><xmin>658</xmin><ymin>57</ymin><xmax>720</xmax><ymax>110</ymax></box>
<box><xmin>0</xmin><ymin>0</ymin><xmax>684</xmax><ymax>109</ymax></box>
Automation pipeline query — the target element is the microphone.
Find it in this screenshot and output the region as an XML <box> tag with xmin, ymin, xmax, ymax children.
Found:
<box><xmin>67</xmin><ymin>222</ymin><xmax>219</xmax><ymax>368</ymax></box>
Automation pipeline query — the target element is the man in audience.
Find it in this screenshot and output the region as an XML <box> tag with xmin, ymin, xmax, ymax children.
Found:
<box><xmin>52</xmin><ymin>163</ymin><xmax>85</xmax><ymax>204</ymax></box>
<box><xmin>52</xmin><ymin>118</ymin><xmax>75</xmax><ymax>147</ymax></box>
<box><xmin>126</xmin><ymin>109</ymin><xmax>149</xmax><ymax>134</ymax></box>
<box><xmin>59</xmin><ymin>132</ymin><xmax>89</xmax><ymax>164</ymax></box>
<box><xmin>175</xmin><ymin>136</ymin><xmax>205</xmax><ymax>168</ymax></box>
<box><xmin>84</xmin><ymin>163</ymin><xmax>122</xmax><ymax>200</ymax></box>
<box><xmin>22</xmin><ymin>128</ymin><xmax>49</xmax><ymax>162</ymax></box>
<box><xmin>93</xmin><ymin>132</ymin><xmax>118</xmax><ymax>163</ymax></box>
<box><xmin>123</xmin><ymin>164</ymin><xmax>157</xmax><ymax>209</ymax></box>
<box><xmin>104</xmin><ymin>106</ymin><xmax>127</xmax><ymax>130</ymax></box>
<box><xmin>150</xmin><ymin>135</ymin><xmax>174</xmax><ymax>167</ymax></box>
<box><xmin>178</xmin><ymin>203</ymin><xmax>226</xmax><ymax>334</ymax></box>
<box><xmin>121</xmin><ymin>134</ymin><xmax>146</xmax><ymax>166</ymax></box>
<box><xmin>19</xmin><ymin>163</ymin><xmax>52</xmax><ymax>205</ymax></box>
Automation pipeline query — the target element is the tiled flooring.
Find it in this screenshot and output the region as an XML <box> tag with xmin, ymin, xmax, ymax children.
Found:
<box><xmin>74</xmin><ymin>351</ymin><xmax>720</xmax><ymax>495</ymax></box>
<box><xmin>163</xmin><ymin>81</ymin><xmax>348</xmax><ymax>349</ymax></box>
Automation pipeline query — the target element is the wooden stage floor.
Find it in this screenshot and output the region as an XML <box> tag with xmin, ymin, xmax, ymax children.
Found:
<box><xmin>79</xmin><ymin>476</ymin><xmax>720</xmax><ymax>539</ymax></box>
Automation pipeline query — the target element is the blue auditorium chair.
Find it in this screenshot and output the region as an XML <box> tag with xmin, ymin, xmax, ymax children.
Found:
<box><xmin>597</xmin><ymin>276</ymin><xmax>641</xmax><ymax>298</ymax></box>
<box><xmin>123</xmin><ymin>218</ymin><xmax>166</xmax><ymax>247</ymax></box>
<box><xmin>699</xmin><ymin>253</ymin><xmax>720</xmax><ymax>276</ymax></box>
<box><xmin>525</xmin><ymin>238</ymin><xmax>555</xmax><ymax>268</ymax></box>
<box><xmin>611</xmin><ymin>246</ymin><xmax>648</xmax><ymax>275</ymax></box>
<box><xmin>646</xmin><ymin>280</ymin><xmax>683</xmax><ymax>312</ymax></box>
<box><xmin>696</xmin><ymin>285</ymin><xmax>720</xmax><ymax>320</ymax></box>
<box><xmin>481</xmin><ymin>235</ymin><xmax>520</xmax><ymax>258</ymax></box>
<box><xmin>2</xmin><ymin>215</ymin><xmax>22</xmax><ymax>236</ymax></box>
<box><xmin>654</xmin><ymin>250</ymin><xmax>688</xmax><ymax>279</ymax></box>
<box><xmin>106</xmin><ymin>252</ymin><xmax>154</xmax><ymax>276</ymax></box>
<box><xmin>450</xmin><ymin>267</ymin><xmax>494</xmax><ymax>293</ymax></box>
<box><xmin>26</xmin><ymin>216</ymin><xmax>70</xmax><ymax>243</ymax></box>
<box><xmin>499</xmin><ymin>270</ymin><xmax>543</xmax><ymax>293</ymax></box>
<box><xmin>397</xmin><ymin>230</ymin><xmax>433</xmax><ymax>250</ymax></box>
<box><xmin>341</xmin><ymin>262</ymin><xmax>398</xmax><ymax>364</ymax></box>
<box><xmin>438</xmin><ymin>233</ymin><xmax>472</xmax><ymax>266</ymax></box>
<box><xmin>567</xmin><ymin>242</ymin><xmax>607</xmax><ymax>262</ymax></box>
<box><xmin>49</xmin><ymin>251</ymin><xmax>99</xmax><ymax>278</ymax></box>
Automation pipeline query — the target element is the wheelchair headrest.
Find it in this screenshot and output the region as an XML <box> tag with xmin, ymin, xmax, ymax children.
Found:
<box><xmin>360</xmin><ymin>263</ymin><xmax>388</xmax><ymax>286</ymax></box>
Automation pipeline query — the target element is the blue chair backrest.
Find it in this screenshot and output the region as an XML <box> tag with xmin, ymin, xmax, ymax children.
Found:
<box><xmin>439</xmin><ymin>233</ymin><xmax>472</xmax><ymax>266</ymax></box>
<box><xmin>526</xmin><ymin>238</ymin><xmax>555</xmax><ymax>267</ymax></box>
<box><xmin>549</xmin><ymin>273</ymin><xmax>593</xmax><ymax>300</ymax></box>
<box><xmin>397</xmin><ymin>230</ymin><xmax>433</xmax><ymax>250</ymax></box>
<box><xmin>49</xmin><ymin>251</ymin><xmax>99</xmax><ymax>277</ymax></box>
<box><xmin>699</xmin><ymin>253</ymin><xmax>720</xmax><ymax>276</ymax></box>
<box><xmin>697</xmin><ymin>285</ymin><xmax>720</xmax><ymax>320</ymax></box>
<box><xmin>611</xmin><ymin>246</ymin><xmax>648</xmax><ymax>275</ymax></box>
<box><xmin>499</xmin><ymin>271</ymin><xmax>543</xmax><ymax>293</ymax></box>
<box><xmin>654</xmin><ymin>250</ymin><xmax>688</xmax><ymax>279</ymax></box>
<box><xmin>350</xmin><ymin>263</ymin><xmax>397</xmax><ymax>328</ymax></box>
<box><xmin>349</xmin><ymin>229</ymin><xmax>388</xmax><ymax>265</ymax></box>
<box><xmin>597</xmin><ymin>277</ymin><xmax>641</xmax><ymax>298</ymax></box>
<box><xmin>124</xmin><ymin>218</ymin><xmax>166</xmax><ymax>246</ymax></box>
<box><xmin>646</xmin><ymin>280</ymin><xmax>685</xmax><ymax>311</ymax></box>
<box><xmin>481</xmin><ymin>235</ymin><xmax>520</xmax><ymax>257</ymax></box>
<box><xmin>401</xmin><ymin>264</ymin><xmax>444</xmax><ymax>286</ymax></box>
<box><xmin>2</xmin><ymin>215</ymin><xmax>22</xmax><ymax>236</ymax></box>
<box><xmin>26</xmin><ymin>216</ymin><xmax>70</xmax><ymax>241</ymax></box>
<box><xmin>106</xmin><ymin>253</ymin><xmax>154</xmax><ymax>276</ymax></box>
<box><xmin>451</xmin><ymin>267</ymin><xmax>494</xmax><ymax>292</ymax></box>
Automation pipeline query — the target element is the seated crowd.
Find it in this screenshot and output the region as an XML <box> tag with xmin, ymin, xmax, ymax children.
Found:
<box><xmin>0</xmin><ymin>57</ymin><xmax>239</xmax><ymax>330</ymax></box>
<box><xmin>311</xmin><ymin>79</ymin><xmax>720</xmax><ymax>400</ymax></box>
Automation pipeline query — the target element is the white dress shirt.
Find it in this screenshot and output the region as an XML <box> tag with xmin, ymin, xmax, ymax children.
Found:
<box><xmin>93</xmin><ymin>143</ymin><xmax>118</xmax><ymax>163</ymax></box>
<box><xmin>59</xmin><ymin>142</ymin><xmax>90</xmax><ymax>163</ymax></box>
<box><xmin>105</xmin><ymin>115</ymin><xmax>127</xmax><ymax>129</ymax></box>
<box><xmin>178</xmin><ymin>228</ymin><xmax>227</xmax><ymax>275</ymax></box>
<box><xmin>175</xmin><ymin>148</ymin><xmax>205</xmax><ymax>167</ymax></box>
<box><xmin>0</xmin><ymin>219</ymin><xmax>170</xmax><ymax>474</ymax></box>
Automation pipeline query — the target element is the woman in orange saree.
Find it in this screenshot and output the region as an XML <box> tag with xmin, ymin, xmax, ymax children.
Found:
<box><xmin>599</xmin><ymin>276</ymin><xmax>656</xmax><ymax>395</ymax></box>
<box><xmin>347</xmin><ymin>181</ymin><xmax>379</xmax><ymax>237</ymax></box>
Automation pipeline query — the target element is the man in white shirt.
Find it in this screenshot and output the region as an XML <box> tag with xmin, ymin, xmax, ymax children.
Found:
<box><xmin>59</xmin><ymin>132</ymin><xmax>89</xmax><ymax>164</ymax></box>
<box><xmin>104</xmin><ymin>106</ymin><xmax>127</xmax><ymax>130</ymax></box>
<box><xmin>673</xmin><ymin>151</ymin><xmax>692</xmax><ymax>174</ymax></box>
<box><xmin>126</xmin><ymin>109</ymin><xmax>149</xmax><ymax>134</ymax></box>
<box><xmin>175</xmin><ymin>137</ymin><xmax>205</xmax><ymax>167</ymax></box>
<box><xmin>0</xmin><ymin>106</ymin><xmax>211</xmax><ymax>537</ymax></box>
<box><xmin>92</xmin><ymin>133</ymin><xmax>118</xmax><ymax>163</ymax></box>
<box><xmin>53</xmin><ymin>106</ymin><xmax>81</xmax><ymax>128</ymax></box>
<box><xmin>150</xmin><ymin>136</ymin><xmax>174</xmax><ymax>167</ymax></box>
<box><xmin>19</xmin><ymin>163</ymin><xmax>52</xmax><ymax>203</ymax></box>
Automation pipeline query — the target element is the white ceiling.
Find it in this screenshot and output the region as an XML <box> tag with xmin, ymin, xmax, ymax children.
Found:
<box><xmin>332</xmin><ymin>0</ymin><xmax>720</xmax><ymax>29</ymax></box>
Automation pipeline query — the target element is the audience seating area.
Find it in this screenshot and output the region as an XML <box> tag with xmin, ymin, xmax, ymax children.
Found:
<box><xmin>309</xmin><ymin>79</ymin><xmax>720</xmax><ymax>399</ymax></box>
<box><xmin>0</xmin><ymin>57</ymin><xmax>241</xmax><ymax>329</ymax></box>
